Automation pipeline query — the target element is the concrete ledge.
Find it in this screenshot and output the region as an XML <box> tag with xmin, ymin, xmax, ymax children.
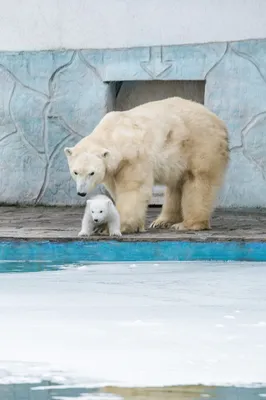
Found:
<box><xmin>1</xmin><ymin>207</ymin><xmax>266</xmax><ymax>264</ymax></box>
<box><xmin>1</xmin><ymin>206</ymin><xmax>266</xmax><ymax>241</ymax></box>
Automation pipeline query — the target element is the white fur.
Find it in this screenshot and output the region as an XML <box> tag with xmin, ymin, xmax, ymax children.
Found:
<box><xmin>78</xmin><ymin>195</ymin><xmax>121</xmax><ymax>237</ymax></box>
<box><xmin>65</xmin><ymin>97</ymin><xmax>229</xmax><ymax>233</ymax></box>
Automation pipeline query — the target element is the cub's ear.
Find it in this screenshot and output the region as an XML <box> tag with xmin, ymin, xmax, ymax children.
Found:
<box><xmin>100</xmin><ymin>149</ymin><xmax>110</xmax><ymax>158</ymax></box>
<box><xmin>64</xmin><ymin>147</ymin><xmax>73</xmax><ymax>157</ymax></box>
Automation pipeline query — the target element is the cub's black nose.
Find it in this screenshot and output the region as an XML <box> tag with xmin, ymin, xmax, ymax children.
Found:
<box><xmin>94</xmin><ymin>219</ymin><xmax>99</xmax><ymax>222</ymax></box>
<box><xmin>77</xmin><ymin>192</ymin><xmax>86</xmax><ymax>197</ymax></box>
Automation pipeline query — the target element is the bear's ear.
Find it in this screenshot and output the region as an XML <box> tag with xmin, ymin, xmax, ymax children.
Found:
<box><xmin>64</xmin><ymin>147</ymin><xmax>73</xmax><ymax>157</ymax></box>
<box><xmin>106</xmin><ymin>198</ymin><xmax>113</xmax><ymax>208</ymax></box>
<box><xmin>100</xmin><ymin>149</ymin><xmax>109</xmax><ymax>158</ymax></box>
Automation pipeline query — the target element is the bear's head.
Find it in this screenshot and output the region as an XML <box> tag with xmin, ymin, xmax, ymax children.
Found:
<box><xmin>64</xmin><ymin>147</ymin><xmax>109</xmax><ymax>197</ymax></box>
<box><xmin>87</xmin><ymin>197</ymin><xmax>112</xmax><ymax>225</ymax></box>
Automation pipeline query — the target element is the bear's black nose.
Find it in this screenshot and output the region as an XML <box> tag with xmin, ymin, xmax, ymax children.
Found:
<box><xmin>94</xmin><ymin>219</ymin><xmax>99</xmax><ymax>223</ymax></box>
<box><xmin>77</xmin><ymin>192</ymin><xmax>86</xmax><ymax>197</ymax></box>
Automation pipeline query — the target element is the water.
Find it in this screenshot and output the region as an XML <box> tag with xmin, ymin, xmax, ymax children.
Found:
<box><xmin>1</xmin><ymin>382</ymin><xmax>266</xmax><ymax>399</ymax></box>
<box><xmin>0</xmin><ymin>262</ymin><xmax>266</xmax><ymax>399</ymax></box>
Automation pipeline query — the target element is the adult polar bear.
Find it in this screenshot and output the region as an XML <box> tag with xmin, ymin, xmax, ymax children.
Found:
<box><xmin>64</xmin><ymin>97</ymin><xmax>229</xmax><ymax>234</ymax></box>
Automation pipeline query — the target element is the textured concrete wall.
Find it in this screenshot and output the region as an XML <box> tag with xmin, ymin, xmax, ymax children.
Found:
<box><xmin>1</xmin><ymin>0</ymin><xmax>266</xmax><ymax>51</ymax></box>
<box><xmin>1</xmin><ymin>40</ymin><xmax>266</xmax><ymax>207</ymax></box>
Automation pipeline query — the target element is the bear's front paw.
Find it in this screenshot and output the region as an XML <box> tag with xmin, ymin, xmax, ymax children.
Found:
<box><xmin>78</xmin><ymin>230</ymin><xmax>89</xmax><ymax>237</ymax></box>
<box><xmin>109</xmin><ymin>230</ymin><xmax>122</xmax><ymax>237</ymax></box>
<box><xmin>150</xmin><ymin>217</ymin><xmax>177</xmax><ymax>229</ymax></box>
<box><xmin>121</xmin><ymin>223</ymin><xmax>145</xmax><ymax>234</ymax></box>
<box><xmin>171</xmin><ymin>221</ymin><xmax>210</xmax><ymax>231</ymax></box>
<box><xmin>171</xmin><ymin>222</ymin><xmax>187</xmax><ymax>231</ymax></box>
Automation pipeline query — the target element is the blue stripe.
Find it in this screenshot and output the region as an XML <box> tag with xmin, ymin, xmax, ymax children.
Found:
<box><xmin>0</xmin><ymin>240</ymin><xmax>266</xmax><ymax>271</ymax></box>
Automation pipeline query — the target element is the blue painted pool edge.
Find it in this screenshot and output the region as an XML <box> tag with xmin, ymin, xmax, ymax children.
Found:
<box><xmin>0</xmin><ymin>240</ymin><xmax>266</xmax><ymax>264</ymax></box>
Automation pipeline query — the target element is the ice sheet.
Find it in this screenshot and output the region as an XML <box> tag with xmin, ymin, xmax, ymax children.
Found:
<box><xmin>0</xmin><ymin>262</ymin><xmax>266</xmax><ymax>387</ymax></box>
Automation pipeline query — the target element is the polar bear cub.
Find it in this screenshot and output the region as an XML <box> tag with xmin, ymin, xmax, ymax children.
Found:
<box><xmin>78</xmin><ymin>194</ymin><xmax>122</xmax><ymax>237</ymax></box>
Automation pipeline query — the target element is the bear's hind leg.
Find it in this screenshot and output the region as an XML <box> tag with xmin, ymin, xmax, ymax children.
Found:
<box><xmin>172</xmin><ymin>173</ymin><xmax>218</xmax><ymax>231</ymax></box>
<box><xmin>150</xmin><ymin>186</ymin><xmax>182</xmax><ymax>229</ymax></box>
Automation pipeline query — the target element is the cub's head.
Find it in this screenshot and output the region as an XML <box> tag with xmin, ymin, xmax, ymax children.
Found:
<box><xmin>64</xmin><ymin>147</ymin><xmax>109</xmax><ymax>197</ymax></box>
<box><xmin>87</xmin><ymin>197</ymin><xmax>112</xmax><ymax>225</ymax></box>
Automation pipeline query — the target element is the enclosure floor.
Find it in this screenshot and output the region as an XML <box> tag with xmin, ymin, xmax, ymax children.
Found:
<box><xmin>1</xmin><ymin>206</ymin><xmax>266</xmax><ymax>242</ymax></box>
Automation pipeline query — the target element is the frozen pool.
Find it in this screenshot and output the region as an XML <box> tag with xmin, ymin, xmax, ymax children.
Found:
<box><xmin>0</xmin><ymin>262</ymin><xmax>266</xmax><ymax>398</ymax></box>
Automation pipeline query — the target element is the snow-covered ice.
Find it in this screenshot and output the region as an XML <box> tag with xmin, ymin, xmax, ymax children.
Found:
<box><xmin>0</xmin><ymin>261</ymin><xmax>266</xmax><ymax>388</ymax></box>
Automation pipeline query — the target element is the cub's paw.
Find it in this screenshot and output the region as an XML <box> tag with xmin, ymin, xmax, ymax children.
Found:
<box><xmin>78</xmin><ymin>230</ymin><xmax>89</xmax><ymax>237</ymax></box>
<box><xmin>109</xmin><ymin>230</ymin><xmax>122</xmax><ymax>237</ymax></box>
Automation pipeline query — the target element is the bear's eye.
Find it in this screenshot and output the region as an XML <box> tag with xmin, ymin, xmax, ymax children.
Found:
<box><xmin>89</xmin><ymin>172</ymin><xmax>95</xmax><ymax>176</ymax></box>
<box><xmin>91</xmin><ymin>211</ymin><xmax>94</xmax><ymax>213</ymax></box>
<box><xmin>73</xmin><ymin>171</ymin><xmax>78</xmax><ymax>176</ymax></box>
<box><xmin>100</xmin><ymin>211</ymin><xmax>103</xmax><ymax>213</ymax></box>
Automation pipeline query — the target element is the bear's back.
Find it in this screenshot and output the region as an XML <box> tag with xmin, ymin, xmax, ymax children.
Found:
<box><xmin>76</xmin><ymin>97</ymin><xmax>227</xmax><ymax>162</ymax></box>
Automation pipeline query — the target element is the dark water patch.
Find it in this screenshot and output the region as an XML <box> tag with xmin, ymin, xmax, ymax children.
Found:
<box><xmin>0</xmin><ymin>380</ymin><xmax>101</xmax><ymax>399</ymax></box>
